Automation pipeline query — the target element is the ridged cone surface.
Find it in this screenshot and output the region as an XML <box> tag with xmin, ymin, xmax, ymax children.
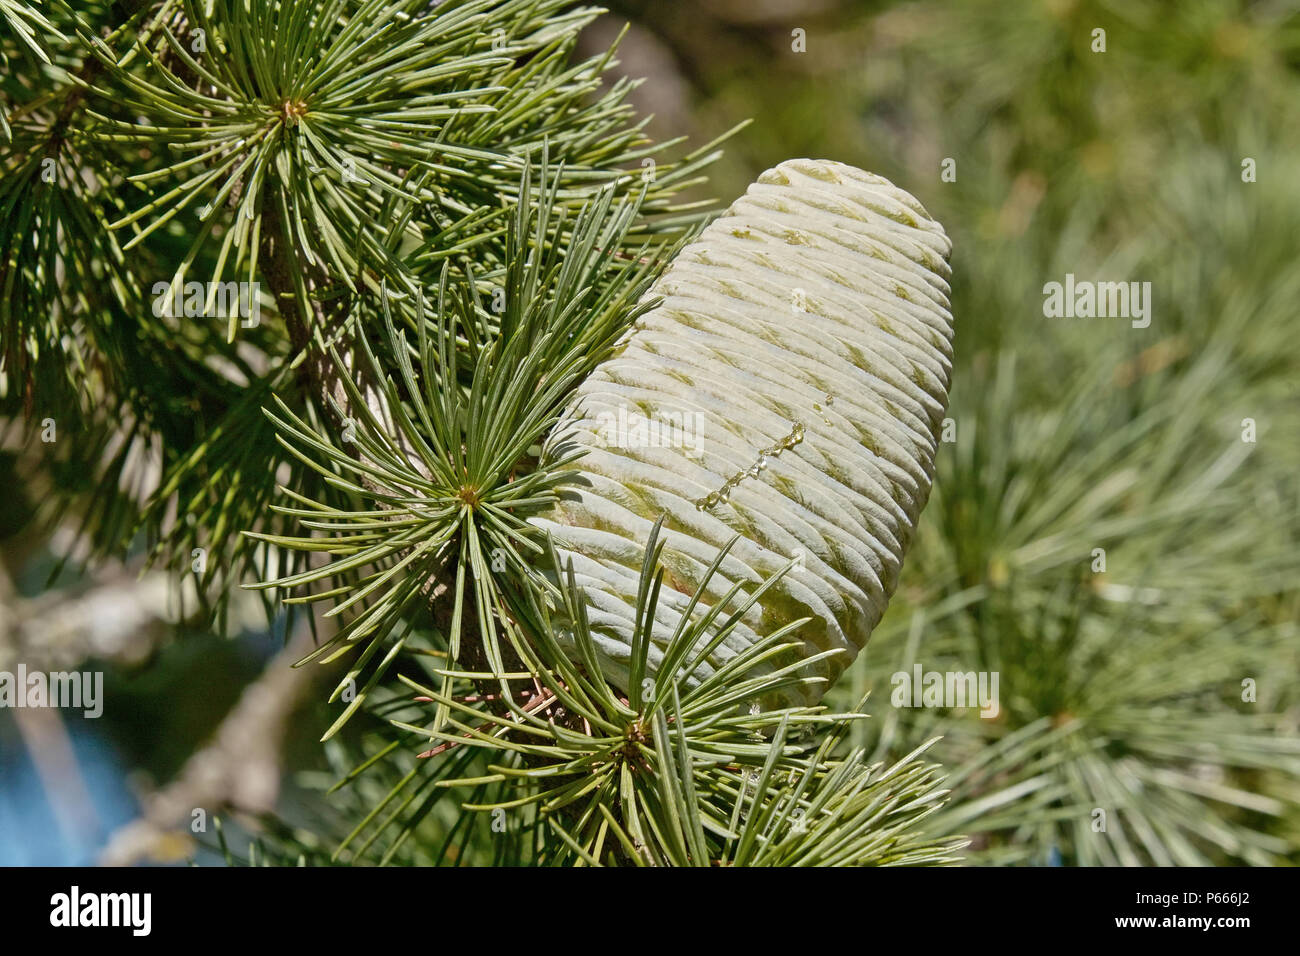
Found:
<box><xmin>532</xmin><ymin>159</ymin><xmax>954</xmax><ymax>706</ymax></box>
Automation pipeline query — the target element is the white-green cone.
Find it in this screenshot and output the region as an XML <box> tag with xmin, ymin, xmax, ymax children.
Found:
<box><xmin>533</xmin><ymin>159</ymin><xmax>953</xmax><ymax>706</ymax></box>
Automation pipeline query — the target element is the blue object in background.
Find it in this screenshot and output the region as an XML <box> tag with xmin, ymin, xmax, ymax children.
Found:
<box><xmin>0</xmin><ymin>718</ymin><xmax>139</xmax><ymax>866</ymax></box>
